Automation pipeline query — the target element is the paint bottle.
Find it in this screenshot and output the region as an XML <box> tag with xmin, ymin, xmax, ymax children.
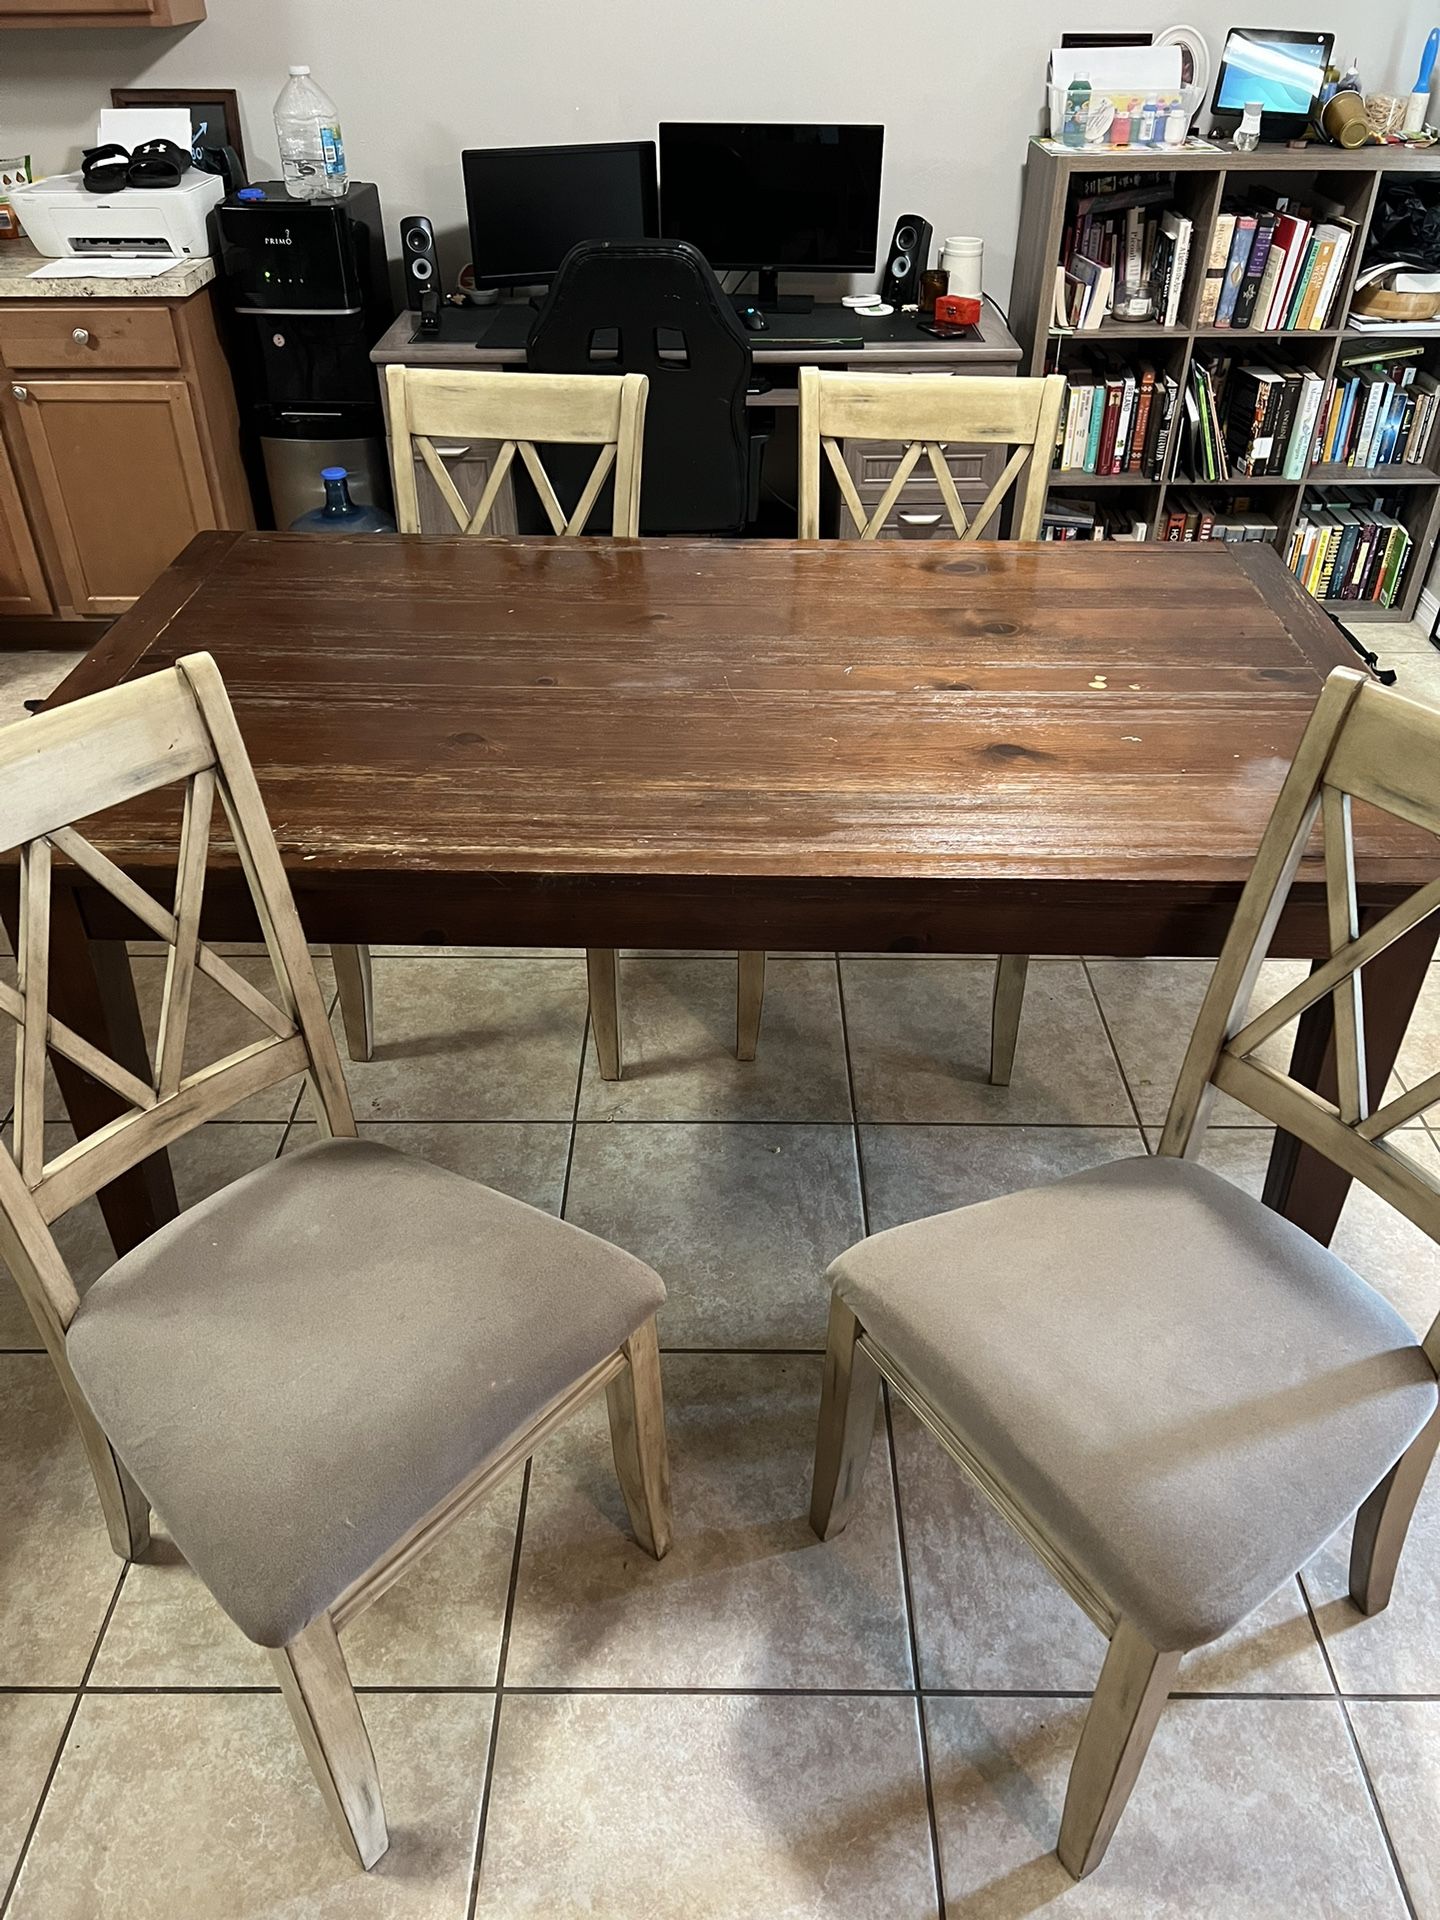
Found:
<box><xmin>1137</xmin><ymin>99</ymin><xmax>1158</xmax><ymax>145</ymax></box>
<box><xmin>1112</xmin><ymin>98</ymin><xmax>1133</xmax><ymax>146</ymax></box>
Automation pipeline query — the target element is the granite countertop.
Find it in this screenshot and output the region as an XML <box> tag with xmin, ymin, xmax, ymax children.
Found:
<box><xmin>0</xmin><ymin>240</ymin><xmax>215</xmax><ymax>300</ymax></box>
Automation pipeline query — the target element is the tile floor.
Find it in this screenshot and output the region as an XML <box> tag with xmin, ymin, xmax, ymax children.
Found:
<box><xmin>0</xmin><ymin>630</ymin><xmax>1438</xmax><ymax>1917</ymax></box>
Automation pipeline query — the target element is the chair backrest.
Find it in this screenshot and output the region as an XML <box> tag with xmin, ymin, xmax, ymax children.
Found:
<box><xmin>0</xmin><ymin>655</ymin><xmax>353</xmax><ymax>1349</ymax></box>
<box><xmin>797</xmin><ymin>367</ymin><xmax>1066</xmax><ymax>542</ymax></box>
<box><xmin>386</xmin><ymin>363</ymin><xmax>648</xmax><ymax>538</ymax></box>
<box><xmin>527</xmin><ymin>240</ymin><xmax>753</xmax><ymax>536</ymax></box>
<box><xmin>1161</xmin><ymin>668</ymin><xmax>1440</xmax><ymax>1348</ymax></box>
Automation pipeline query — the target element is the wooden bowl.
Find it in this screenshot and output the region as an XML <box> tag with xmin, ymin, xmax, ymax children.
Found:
<box><xmin>1352</xmin><ymin>284</ymin><xmax>1440</xmax><ymax>321</ymax></box>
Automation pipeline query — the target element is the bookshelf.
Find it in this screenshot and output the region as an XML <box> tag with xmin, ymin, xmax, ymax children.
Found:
<box><xmin>1011</xmin><ymin>140</ymin><xmax>1440</xmax><ymax>620</ymax></box>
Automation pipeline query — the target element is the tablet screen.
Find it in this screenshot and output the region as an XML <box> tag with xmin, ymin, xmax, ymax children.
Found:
<box><xmin>1217</xmin><ymin>29</ymin><xmax>1328</xmax><ymax>114</ymax></box>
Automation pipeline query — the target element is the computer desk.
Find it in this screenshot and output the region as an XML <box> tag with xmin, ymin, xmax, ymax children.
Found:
<box><xmin>370</xmin><ymin>296</ymin><xmax>1022</xmax><ymax>537</ymax></box>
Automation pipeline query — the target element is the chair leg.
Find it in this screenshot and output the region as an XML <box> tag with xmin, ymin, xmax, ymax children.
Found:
<box><xmin>605</xmin><ymin>1316</ymin><xmax>672</xmax><ymax>1559</ymax></box>
<box><xmin>55</xmin><ymin>1363</ymin><xmax>151</xmax><ymax>1560</ymax></box>
<box><xmin>989</xmin><ymin>953</ymin><xmax>1029</xmax><ymax>1086</ymax></box>
<box><xmin>1350</xmin><ymin>1409</ymin><xmax>1440</xmax><ymax>1616</ymax></box>
<box><xmin>809</xmin><ymin>1295</ymin><xmax>881</xmax><ymax>1541</ymax></box>
<box><xmin>332</xmin><ymin>944</ymin><xmax>374</xmax><ymax>1064</ymax></box>
<box><xmin>1057</xmin><ymin>1618</ymin><xmax>1181</xmax><ymax>1880</ymax></box>
<box><xmin>271</xmin><ymin>1614</ymin><xmax>388</xmax><ymax>1871</ymax></box>
<box><xmin>736</xmin><ymin>951</ymin><xmax>766</xmax><ymax>1060</ymax></box>
<box><xmin>587</xmin><ymin>947</ymin><xmax>623</xmax><ymax>1081</ymax></box>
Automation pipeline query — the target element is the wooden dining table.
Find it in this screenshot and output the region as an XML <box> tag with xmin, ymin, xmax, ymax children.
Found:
<box><xmin>36</xmin><ymin>529</ymin><xmax>1438</xmax><ymax>1259</ymax></box>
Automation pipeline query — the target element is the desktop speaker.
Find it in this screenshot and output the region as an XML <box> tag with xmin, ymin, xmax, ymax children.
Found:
<box><xmin>400</xmin><ymin>214</ymin><xmax>440</xmax><ymax>308</ymax></box>
<box><xmin>880</xmin><ymin>214</ymin><xmax>933</xmax><ymax>307</ymax></box>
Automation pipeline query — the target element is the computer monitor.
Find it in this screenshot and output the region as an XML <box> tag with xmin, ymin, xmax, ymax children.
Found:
<box><xmin>462</xmin><ymin>140</ymin><xmax>659</xmax><ymax>289</ymax></box>
<box><xmin>658</xmin><ymin>122</ymin><xmax>884</xmax><ymax>310</ymax></box>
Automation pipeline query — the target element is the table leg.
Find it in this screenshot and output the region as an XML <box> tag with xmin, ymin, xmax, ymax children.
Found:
<box><xmin>2</xmin><ymin>884</ymin><xmax>178</xmax><ymax>1258</ymax></box>
<box><xmin>1263</xmin><ymin>911</ymin><xmax>1437</xmax><ymax>1245</ymax></box>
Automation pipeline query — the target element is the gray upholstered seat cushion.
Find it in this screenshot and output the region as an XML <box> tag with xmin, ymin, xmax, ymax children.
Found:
<box><xmin>67</xmin><ymin>1137</ymin><xmax>665</xmax><ymax>1648</ymax></box>
<box><xmin>831</xmin><ymin>1154</ymin><xmax>1437</xmax><ymax>1650</ymax></box>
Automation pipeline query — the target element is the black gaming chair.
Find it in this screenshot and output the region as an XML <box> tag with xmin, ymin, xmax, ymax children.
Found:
<box><xmin>527</xmin><ymin>238</ymin><xmax>764</xmax><ymax>535</ymax></box>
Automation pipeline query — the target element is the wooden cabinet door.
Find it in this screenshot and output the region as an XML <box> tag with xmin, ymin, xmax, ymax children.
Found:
<box><xmin>10</xmin><ymin>378</ymin><xmax>215</xmax><ymax>616</ymax></box>
<box><xmin>0</xmin><ymin>428</ymin><xmax>52</xmax><ymax>616</ymax></box>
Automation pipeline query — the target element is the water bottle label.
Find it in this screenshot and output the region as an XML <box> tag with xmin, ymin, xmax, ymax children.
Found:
<box><xmin>320</xmin><ymin>126</ymin><xmax>345</xmax><ymax>176</ymax></box>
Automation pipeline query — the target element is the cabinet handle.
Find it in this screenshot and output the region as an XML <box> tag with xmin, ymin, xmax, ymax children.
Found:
<box><xmin>72</xmin><ymin>327</ymin><xmax>90</xmax><ymax>346</ymax></box>
<box><xmin>432</xmin><ymin>445</ymin><xmax>471</xmax><ymax>458</ymax></box>
<box><xmin>10</xmin><ymin>385</ymin><xmax>26</xmax><ymax>402</ymax></box>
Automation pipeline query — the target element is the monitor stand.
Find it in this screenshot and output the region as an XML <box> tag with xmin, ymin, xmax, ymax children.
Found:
<box><xmin>754</xmin><ymin>268</ymin><xmax>813</xmax><ymax>315</ymax></box>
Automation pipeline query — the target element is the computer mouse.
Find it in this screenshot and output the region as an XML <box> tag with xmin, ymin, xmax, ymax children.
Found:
<box><xmin>738</xmin><ymin>304</ymin><xmax>768</xmax><ymax>332</ymax></box>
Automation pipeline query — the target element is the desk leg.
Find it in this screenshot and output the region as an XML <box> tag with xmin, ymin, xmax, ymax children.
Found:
<box><xmin>1263</xmin><ymin>912</ymin><xmax>1437</xmax><ymax>1244</ymax></box>
<box><xmin>3</xmin><ymin>885</ymin><xmax>179</xmax><ymax>1258</ymax></box>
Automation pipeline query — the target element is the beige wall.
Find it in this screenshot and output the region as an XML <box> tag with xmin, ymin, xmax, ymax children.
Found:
<box><xmin>0</xmin><ymin>2</ymin><xmax>1433</xmax><ymax>306</ymax></box>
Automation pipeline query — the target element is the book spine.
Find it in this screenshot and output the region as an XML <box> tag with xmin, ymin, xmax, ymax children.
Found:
<box><xmin>1111</xmin><ymin>374</ymin><xmax>1136</xmax><ymax>475</ymax></box>
<box><xmin>1232</xmin><ymin>217</ymin><xmax>1277</xmax><ymax>329</ymax></box>
<box><xmin>1284</xmin><ymin>376</ymin><xmax>1323</xmax><ymax>481</ymax></box>
<box><xmin>1283</xmin><ymin>237</ymin><xmax>1320</xmax><ymax>330</ymax></box>
<box><xmin>1128</xmin><ymin>369</ymin><xmax>1155</xmax><ymax>473</ymax></box>
<box><xmin>1147</xmin><ymin>377</ymin><xmax>1178</xmax><ymax>481</ymax></box>
<box><xmin>1214</xmin><ymin>217</ymin><xmax>1255</xmax><ymax>328</ymax></box>
<box><xmin>1250</xmin><ymin>237</ymin><xmax>1287</xmax><ymax>335</ymax></box>
<box><xmin>1197</xmin><ymin>213</ymin><xmax>1235</xmax><ymax>327</ymax></box>
<box><xmin>1296</xmin><ymin>239</ymin><xmax>1336</xmax><ymax>331</ymax></box>
<box><xmin>1328</xmin><ymin>522</ymin><xmax>1351</xmax><ymax>595</ymax></box>
<box><xmin>1084</xmin><ymin>383</ymin><xmax>1106</xmax><ymax>471</ymax></box>
<box><xmin>1097</xmin><ymin>381</ymin><xmax>1122</xmax><ymax>475</ymax></box>
<box><xmin>1164</xmin><ymin>218</ymin><xmax>1193</xmax><ymax>328</ymax></box>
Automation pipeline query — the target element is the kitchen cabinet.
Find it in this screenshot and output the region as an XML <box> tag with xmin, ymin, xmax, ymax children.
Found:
<box><xmin>0</xmin><ymin>270</ymin><xmax>251</xmax><ymax>625</ymax></box>
<box><xmin>11</xmin><ymin>379</ymin><xmax>215</xmax><ymax>616</ymax></box>
<box><xmin>0</xmin><ymin>0</ymin><xmax>204</xmax><ymax>27</ymax></box>
<box><xmin>0</xmin><ymin>434</ymin><xmax>50</xmax><ymax>615</ymax></box>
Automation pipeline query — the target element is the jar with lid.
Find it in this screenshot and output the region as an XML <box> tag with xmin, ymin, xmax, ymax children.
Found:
<box><xmin>940</xmin><ymin>236</ymin><xmax>983</xmax><ymax>300</ymax></box>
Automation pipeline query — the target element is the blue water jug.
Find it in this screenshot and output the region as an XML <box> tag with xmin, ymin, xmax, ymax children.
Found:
<box><xmin>289</xmin><ymin>467</ymin><xmax>395</xmax><ymax>534</ymax></box>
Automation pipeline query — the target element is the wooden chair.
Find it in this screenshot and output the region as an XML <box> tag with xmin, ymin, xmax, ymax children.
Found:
<box><xmin>0</xmin><ymin>655</ymin><xmax>671</xmax><ymax>1869</ymax></box>
<box><xmin>331</xmin><ymin>362</ymin><xmax>656</xmax><ymax>1079</ymax></box>
<box><xmin>811</xmin><ymin>665</ymin><xmax>1440</xmax><ymax>1879</ymax></box>
<box><xmin>795</xmin><ymin>366</ymin><xmax>1066</xmax><ymax>1085</ymax></box>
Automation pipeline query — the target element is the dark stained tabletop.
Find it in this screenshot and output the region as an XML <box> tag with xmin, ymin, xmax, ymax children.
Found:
<box><xmin>51</xmin><ymin>531</ymin><xmax>1428</xmax><ymax>954</ymax></box>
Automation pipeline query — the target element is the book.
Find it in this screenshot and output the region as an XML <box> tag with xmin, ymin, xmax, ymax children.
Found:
<box><xmin>1307</xmin><ymin>219</ymin><xmax>1354</xmax><ymax>329</ymax></box>
<box><xmin>1072</xmin><ymin>253</ymin><xmax>1113</xmax><ymax>331</ymax></box>
<box><xmin>1283</xmin><ymin>370</ymin><xmax>1325</xmax><ymax>481</ymax></box>
<box><xmin>1250</xmin><ymin>233</ymin><xmax>1288</xmax><ymax>334</ymax></box>
<box><xmin>1233</xmin><ymin>213</ymin><xmax>1279</xmax><ymax>329</ymax></box>
<box><xmin>1352</xmin><ymin>372</ymin><xmax>1390</xmax><ymax>470</ymax></box>
<box><xmin>1295</xmin><ymin>233</ymin><xmax>1338</xmax><ymax>331</ymax></box>
<box><xmin>1111</xmin><ymin>371</ymin><xmax>1136</xmax><ymax>475</ymax></box>
<box><xmin>1127</xmin><ymin>363</ymin><xmax>1157</xmax><ymax>473</ymax></box>
<box><xmin>1214</xmin><ymin>215</ymin><xmax>1256</xmax><ymax>328</ymax></box>
<box><xmin>1197</xmin><ymin>212</ymin><xmax>1235</xmax><ymax>326</ymax></box>
<box><xmin>1084</xmin><ymin>380</ymin><xmax>1106</xmax><ymax>469</ymax></box>
<box><xmin>1158</xmin><ymin>210</ymin><xmax>1193</xmax><ymax>327</ymax></box>
<box><xmin>1263</xmin><ymin>213</ymin><xmax>1310</xmax><ymax>328</ymax></box>
<box><xmin>1282</xmin><ymin>234</ymin><xmax>1323</xmax><ymax>331</ymax></box>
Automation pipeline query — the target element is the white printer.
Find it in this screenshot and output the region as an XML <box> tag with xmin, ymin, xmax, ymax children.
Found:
<box><xmin>11</xmin><ymin>170</ymin><xmax>223</xmax><ymax>260</ymax></box>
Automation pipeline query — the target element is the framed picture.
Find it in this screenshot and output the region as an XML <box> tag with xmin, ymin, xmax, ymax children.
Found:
<box><xmin>109</xmin><ymin>87</ymin><xmax>245</xmax><ymax>170</ymax></box>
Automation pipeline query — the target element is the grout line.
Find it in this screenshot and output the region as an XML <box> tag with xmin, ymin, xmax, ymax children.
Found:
<box><xmin>1298</xmin><ymin>1577</ymin><xmax>1419</xmax><ymax>1919</ymax></box>
<box><xmin>0</xmin><ymin>1561</ymin><xmax>129</xmax><ymax>1919</ymax></box>
<box><xmin>0</xmin><ymin>1680</ymin><xmax>1380</xmax><ymax>1702</ymax></box>
<box><xmin>1080</xmin><ymin>959</ymin><xmax>1150</xmax><ymax>1139</ymax></box>
<box><xmin>465</xmin><ymin>1460</ymin><xmax>531</xmax><ymax>1920</ymax></box>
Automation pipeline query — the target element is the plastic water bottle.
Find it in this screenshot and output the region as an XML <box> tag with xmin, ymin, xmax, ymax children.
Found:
<box><xmin>1062</xmin><ymin>72</ymin><xmax>1092</xmax><ymax>148</ymax></box>
<box><xmin>274</xmin><ymin>65</ymin><xmax>347</xmax><ymax>200</ymax></box>
<box><xmin>289</xmin><ymin>469</ymin><xmax>394</xmax><ymax>534</ymax></box>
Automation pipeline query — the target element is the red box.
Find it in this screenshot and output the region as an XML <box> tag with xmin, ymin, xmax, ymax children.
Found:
<box><xmin>934</xmin><ymin>293</ymin><xmax>982</xmax><ymax>328</ymax></box>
